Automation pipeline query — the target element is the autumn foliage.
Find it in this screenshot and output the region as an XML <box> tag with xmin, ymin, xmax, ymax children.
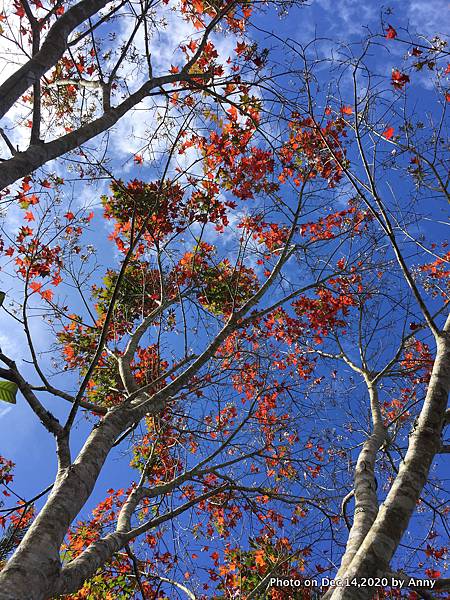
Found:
<box><xmin>0</xmin><ymin>3</ymin><xmax>449</xmax><ymax>600</ymax></box>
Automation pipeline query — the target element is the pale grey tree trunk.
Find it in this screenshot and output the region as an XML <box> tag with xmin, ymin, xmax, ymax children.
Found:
<box><xmin>326</xmin><ymin>319</ymin><xmax>450</xmax><ymax>600</ymax></box>
<box><xmin>0</xmin><ymin>406</ymin><xmax>135</xmax><ymax>600</ymax></box>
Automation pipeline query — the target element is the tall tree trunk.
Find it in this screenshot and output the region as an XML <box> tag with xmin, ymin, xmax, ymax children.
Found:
<box><xmin>326</xmin><ymin>319</ymin><xmax>450</xmax><ymax>600</ymax></box>
<box><xmin>0</xmin><ymin>406</ymin><xmax>134</xmax><ymax>600</ymax></box>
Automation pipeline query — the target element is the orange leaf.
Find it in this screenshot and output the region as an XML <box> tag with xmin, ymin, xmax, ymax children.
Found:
<box><xmin>41</xmin><ymin>289</ymin><xmax>54</xmax><ymax>301</ymax></box>
<box><xmin>29</xmin><ymin>282</ymin><xmax>42</xmax><ymax>294</ymax></box>
<box><xmin>340</xmin><ymin>105</ymin><xmax>353</xmax><ymax>115</ymax></box>
<box><xmin>22</xmin><ymin>177</ymin><xmax>32</xmax><ymax>193</ymax></box>
<box><xmin>382</xmin><ymin>126</ymin><xmax>395</xmax><ymax>140</ymax></box>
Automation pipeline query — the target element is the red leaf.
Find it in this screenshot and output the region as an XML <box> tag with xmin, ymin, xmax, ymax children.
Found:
<box><xmin>24</xmin><ymin>211</ymin><xmax>35</xmax><ymax>222</ymax></box>
<box><xmin>425</xmin><ymin>569</ymin><xmax>441</xmax><ymax>579</ymax></box>
<box><xmin>22</xmin><ymin>177</ymin><xmax>32</xmax><ymax>193</ymax></box>
<box><xmin>13</xmin><ymin>1</ymin><xmax>25</xmax><ymax>18</ymax></box>
<box><xmin>391</xmin><ymin>69</ymin><xmax>410</xmax><ymax>90</ymax></box>
<box><xmin>386</xmin><ymin>25</ymin><xmax>397</xmax><ymax>39</ymax></box>
<box><xmin>41</xmin><ymin>289</ymin><xmax>54</xmax><ymax>301</ymax></box>
<box><xmin>187</xmin><ymin>39</ymin><xmax>198</xmax><ymax>53</ymax></box>
<box><xmin>340</xmin><ymin>105</ymin><xmax>353</xmax><ymax>115</ymax></box>
<box><xmin>133</xmin><ymin>154</ymin><xmax>144</xmax><ymax>165</ymax></box>
<box><xmin>382</xmin><ymin>126</ymin><xmax>395</xmax><ymax>140</ymax></box>
<box><xmin>29</xmin><ymin>282</ymin><xmax>42</xmax><ymax>294</ymax></box>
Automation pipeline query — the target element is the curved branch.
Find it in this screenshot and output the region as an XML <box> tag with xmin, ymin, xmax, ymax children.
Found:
<box><xmin>0</xmin><ymin>0</ymin><xmax>110</xmax><ymax>119</ymax></box>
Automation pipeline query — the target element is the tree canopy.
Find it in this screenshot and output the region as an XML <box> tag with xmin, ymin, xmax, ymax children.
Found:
<box><xmin>0</xmin><ymin>1</ymin><xmax>449</xmax><ymax>599</ymax></box>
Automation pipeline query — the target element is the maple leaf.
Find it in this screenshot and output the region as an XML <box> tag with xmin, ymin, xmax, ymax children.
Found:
<box><xmin>29</xmin><ymin>282</ymin><xmax>42</xmax><ymax>294</ymax></box>
<box><xmin>133</xmin><ymin>155</ymin><xmax>144</xmax><ymax>165</ymax></box>
<box><xmin>382</xmin><ymin>126</ymin><xmax>395</xmax><ymax>140</ymax></box>
<box><xmin>186</xmin><ymin>39</ymin><xmax>198</xmax><ymax>53</ymax></box>
<box><xmin>24</xmin><ymin>211</ymin><xmax>35</xmax><ymax>222</ymax></box>
<box><xmin>425</xmin><ymin>569</ymin><xmax>441</xmax><ymax>579</ymax></box>
<box><xmin>235</xmin><ymin>41</ymin><xmax>247</xmax><ymax>55</ymax></box>
<box><xmin>391</xmin><ymin>69</ymin><xmax>410</xmax><ymax>90</ymax></box>
<box><xmin>340</xmin><ymin>105</ymin><xmax>353</xmax><ymax>115</ymax></box>
<box><xmin>41</xmin><ymin>289</ymin><xmax>54</xmax><ymax>301</ymax></box>
<box><xmin>51</xmin><ymin>273</ymin><xmax>63</xmax><ymax>286</ymax></box>
<box><xmin>169</xmin><ymin>65</ymin><xmax>180</xmax><ymax>74</ymax></box>
<box><xmin>386</xmin><ymin>24</ymin><xmax>397</xmax><ymax>39</ymax></box>
<box><xmin>13</xmin><ymin>1</ymin><xmax>25</xmax><ymax>18</ymax></box>
<box><xmin>22</xmin><ymin>177</ymin><xmax>32</xmax><ymax>193</ymax></box>
<box><xmin>64</xmin><ymin>212</ymin><xmax>75</xmax><ymax>220</ymax></box>
<box><xmin>254</xmin><ymin>549</ymin><xmax>266</xmax><ymax>567</ymax></box>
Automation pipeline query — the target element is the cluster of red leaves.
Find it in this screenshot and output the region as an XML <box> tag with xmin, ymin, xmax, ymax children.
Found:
<box><xmin>179</xmin><ymin>0</ymin><xmax>251</xmax><ymax>33</ymax></box>
<box><xmin>299</xmin><ymin>205</ymin><xmax>371</xmax><ymax>241</ymax></box>
<box><xmin>43</xmin><ymin>50</ymin><xmax>97</xmax><ymax>118</ymax></box>
<box><xmin>0</xmin><ymin>456</ymin><xmax>15</xmax><ymax>504</ymax></box>
<box><xmin>181</xmin><ymin>39</ymin><xmax>225</xmax><ymax>80</ymax></box>
<box><xmin>180</xmin><ymin>101</ymin><xmax>275</xmax><ymax>203</ymax></box>
<box><xmin>419</xmin><ymin>251</ymin><xmax>450</xmax><ymax>297</ymax></box>
<box><xmin>279</xmin><ymin>115</ymin><xmax>349</xmax><ymax>187</ymax></box>
<box><xmin>65</xmin><ymin>489</ymin><xmax>127</xmax><ymax>558</ymax></box>
<box><xmin>213</xmin><ymin>537</ymin><xmax>311</xmax><ymax>599</ymax></box>
<box><xmin>131</xmin><ymin>417</ymin><xmax>183</xmax><ymax>485</ymax></box>
<box><xmin>382</xmin><ymin>387</ymin><xmax>414</xmax><ymax>425</ymax></box>
<box><xmin>292</xmin><ymin>275</ymin><xmax>361</xmax><ymax>344</ymax></box>
<box><xmin>401</xmin><ymin>339</ymin><xmax>434</xmax><ymax>385</ymax></box>
<box><xmin>391</xmin><ymin>68</ymin><xmax>410</xmax><ymax>90</ymax></box>
<box><xmin>0</xmin><ymin>458</ymin><xmax>35</xmax><ymax>543</ymax></box>
<box><xmin>238</xmin><ymin>215</ymin><xmax>290</xmax><ymax>255</ymax></box>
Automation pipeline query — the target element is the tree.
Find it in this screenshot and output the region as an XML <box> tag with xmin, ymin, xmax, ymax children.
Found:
<box><xmin>0</xmin><ymin>3</ymin><xmax>449</xmax><ymax>599</ymax></box>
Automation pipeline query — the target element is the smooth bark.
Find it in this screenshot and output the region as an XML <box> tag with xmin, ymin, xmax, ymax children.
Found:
<box><xmin>326</xmin><ymin>319</ymin><xmax>450</xmax><ymax>600</ymax></box>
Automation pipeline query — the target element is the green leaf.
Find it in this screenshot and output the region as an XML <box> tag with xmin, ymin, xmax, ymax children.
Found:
<box><xmin>0</xmin><ymin>381</ymin><xmax>18</xmax><ymax>404</ymax></box>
